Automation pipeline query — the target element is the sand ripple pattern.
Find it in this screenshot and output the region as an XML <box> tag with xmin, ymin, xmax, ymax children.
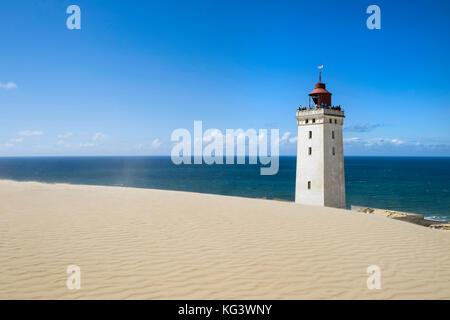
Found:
<box><xmin>0</xmin><ymin>181</ymin><xmax>449</xmax><ymax>299</ymax></box>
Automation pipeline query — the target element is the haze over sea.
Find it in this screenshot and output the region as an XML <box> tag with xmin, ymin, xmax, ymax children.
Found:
<box><xmin>0</xmin><ymin>156</ymin><xmax>448</xmax><ymax>222</ymax></box>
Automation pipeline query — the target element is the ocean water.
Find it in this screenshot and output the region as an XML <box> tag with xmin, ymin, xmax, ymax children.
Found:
<box><xmin>0</xmin><ymin>156</ymin><xmax>449</xmax><ymax>221</ymax></box>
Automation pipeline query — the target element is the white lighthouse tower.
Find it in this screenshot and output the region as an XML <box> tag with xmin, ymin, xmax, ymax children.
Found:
<box><xmin>295</xmin><ymin>67</ymin><xmax>346</xmax><ymax>208</ymax></box>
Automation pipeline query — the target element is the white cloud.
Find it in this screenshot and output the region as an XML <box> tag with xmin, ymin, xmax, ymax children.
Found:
<box><xmin>151</xmin><ymin>138</ymin><xmax>161</xmax><ymax>149</ymax></box>
<box><xmin>0</xmin><ymin>82</ymin><xmax>18</xmax><ymax>90</ymax></box>
<box><xmin>3</xmin><ymin>143</ymin><xmax>14</xmax><ymax>148</ymax></box>
<box><xmin>79</xmin><ymin>142</ymin><xmax>95</xmax><ymax>147</ymax></box>
<box><xmin>18</xmin><ymin>130</ymin><xmax>43</xmax><ymax>136</ymax></box>
<box><xmin>57</xmin><ymin>132</ymin><xmax>73</xmax><ymax>139</ymax></box>
<box><xmin>391</xmin><ymin>138</ymin><xmax>405</xmax><ymax>145</ymax></box>
<box><xmin>280</xmin><ymin>131</ymin><xmax>292</xmax><ymax>144</ymax></box>
<box><xmin>11</xmin><ymin>137</ymin><xmax>23</xmax><ymax>143</ymax></box>
<box><xmin>343</xmin><ymin>137</ymin><xmax>450</xmax><ymax>153</ymax></box>
<box><xmin>279</xmin><ymin>131</ymin><xmax>297</xmax><ymax>145</ymax></box>
<box><xmin>364</xmin><ymin>138</ymin><xmax>405</xmax><ymax>147</ymax></box>
<box><xmin>343</xmin><ymin>137</ymin><xmax>406</xmax><ymax>147</ymax></box>
<box><xmin>92</xmin><ymin>132</ymin><xmax>107</xmax><ymax>141</ymax></box>
<box><xmin>344</xmin><ymin>137</ymin><xmax>361</xmax><ymax>143</ymax></box>
<box><xmin>288</xmin><ymin>136</ymin><xmax>298</xmax><ymax>144</ymax></box>
<box><xmin>57</xmin><ymin>140</ymin><xmax>72</xmax><ymax>147</ymax></box>
<box><xmin>78</xmin><ymin>132</ymin><xmax>107</xmax><ymax>148</ymax></box>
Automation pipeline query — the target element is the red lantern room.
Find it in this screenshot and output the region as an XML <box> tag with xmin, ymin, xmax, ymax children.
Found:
<box><xmin>309</xmin><ymin>69</ymin><xmax>332</xmax><ymax>108</ymax></box>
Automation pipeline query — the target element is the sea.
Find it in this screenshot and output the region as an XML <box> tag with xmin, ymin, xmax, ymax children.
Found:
<box><xmin>0</xmin><ymin>156</ymin><xmax>449</xmax><ymax>222</ymax></box>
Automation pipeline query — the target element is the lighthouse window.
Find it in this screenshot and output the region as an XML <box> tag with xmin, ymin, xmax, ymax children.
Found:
<box><xmin>332</xmin><ymin>131</ymin><xmax>335</xmax><ymax>139</ymax></box>
<box><xmin>329</xmin><ymin>119</ymin><xmax>332</xmax><ymax>124</ymax></box>
<box><xmin>308</xmin><ymin>147</ymin><xmax>312</xmax><ymax>155</ymax></box>
<box><xmin>308</xmin><ymin>181</ymin><xmax>311</xmax><ymax>190</ymax></box>
<box><xmin>312</xmin><ymin>118</ymin><xmax>316</xmax><ymax>123</ymax></box>
<box><xmin>305</xmin><ymin>119</ymin><xmax>309</xmax><ymax>124</ymax></box>
<box><xmin>309</xmin><ymin>131</ymin><xmax>312</xmax><ymax>139</ymax></box>
<box><xmin>332</xmin><ymin>147</ymin><xmax>335</xmax><ymax>156</ymax></box>
<box><xmin>334</xmin><ymin>119</ymin><xmax>337</xmax><ymax>124</ymax></box>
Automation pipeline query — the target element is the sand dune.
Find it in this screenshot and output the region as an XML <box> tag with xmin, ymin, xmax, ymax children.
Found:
<box><xmin>0</xmin><ymin>180</ymin><xmax>449</xmax><ymax>299</ymax></box>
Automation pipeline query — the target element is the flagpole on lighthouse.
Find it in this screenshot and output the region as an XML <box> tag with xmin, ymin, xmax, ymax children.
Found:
<box><xmin>318</xmin><ymin>65</ymin><xmax>324</xmax><ymax>83</ymax></box>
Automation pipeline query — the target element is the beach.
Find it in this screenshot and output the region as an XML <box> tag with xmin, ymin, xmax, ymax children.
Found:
<box><xmin>0</xmin><ymin>180</ymin><xmax>449</xmax><ymax>299</ymax></box>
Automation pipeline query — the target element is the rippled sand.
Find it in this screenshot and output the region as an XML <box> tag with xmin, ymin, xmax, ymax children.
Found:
<box><xmin>0</xmin><ymin>180</ymin><xmax>449</xmax><ymax>299</ymax></box>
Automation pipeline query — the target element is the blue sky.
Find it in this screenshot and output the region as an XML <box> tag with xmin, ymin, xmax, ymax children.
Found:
<box><xmin>0</xmin><ymin>0</ymin><xmax>449</xmax><ymax>156</ymax></box>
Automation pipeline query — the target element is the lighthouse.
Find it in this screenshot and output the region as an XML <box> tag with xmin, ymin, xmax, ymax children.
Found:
<box><xmin>295</xmin><ymin>67</ymin><xmax>346</xmax><ymax>208</ymax></box>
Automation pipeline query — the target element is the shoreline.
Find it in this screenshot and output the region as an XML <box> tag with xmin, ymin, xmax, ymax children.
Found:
<box><xmin>351</xmin><ymin>206</ymin><xmax>450</xmax><ymax>230</ymax></box>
